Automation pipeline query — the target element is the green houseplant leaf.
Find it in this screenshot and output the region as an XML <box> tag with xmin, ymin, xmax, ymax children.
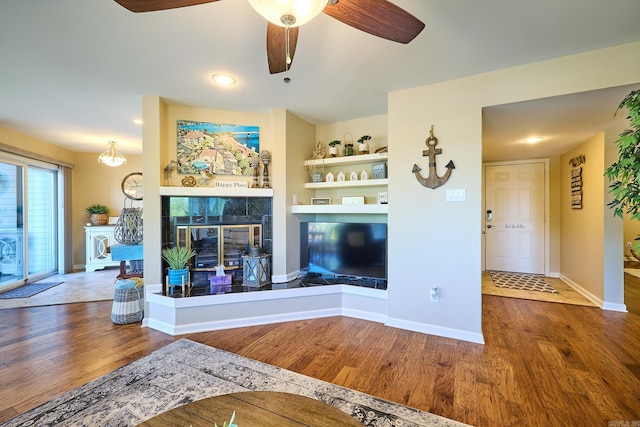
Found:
<box><xmin>85</xmin><ymin>204</ymin><xmax>109</xmax><ymax>214</ymax></box>
<box><xmin>161</xmin><ymin>246</ymin><xmax>196</xmax><ymax>270</ymax></box>
<box><xmin>604</xmin><ymin>89</ymin><xmax>640</xmax><ymax>249</ymax></box>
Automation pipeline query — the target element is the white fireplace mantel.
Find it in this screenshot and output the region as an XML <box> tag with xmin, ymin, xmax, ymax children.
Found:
<box><xmin>159</xmin><ymin>186</ymin><xmax>273</xmax><ymax>198</ymax></box>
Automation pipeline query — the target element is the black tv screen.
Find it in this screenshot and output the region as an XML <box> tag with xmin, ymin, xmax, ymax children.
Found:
<box><xmin>300</xmin><ymin>222</ymin><xmax>387</xmax><ymax>281</ymax></box>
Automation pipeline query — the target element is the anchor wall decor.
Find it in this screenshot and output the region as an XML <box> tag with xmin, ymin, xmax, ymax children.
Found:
<box><xmin>412</xmin><ymin>125</ymin><xmax>455</xmax><ymax>189</ymax></box>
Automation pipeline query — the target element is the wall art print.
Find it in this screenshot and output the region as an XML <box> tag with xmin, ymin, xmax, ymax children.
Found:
<box><xmin>177</xmin><ymin>120</ymin><xmax>260</xmax><ymax>176</ymax></box>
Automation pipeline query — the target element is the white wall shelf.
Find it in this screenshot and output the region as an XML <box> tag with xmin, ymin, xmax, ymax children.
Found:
<box><xmin>304</xmin><ymin>152</ymin><xmax>387</xmax><ymax>167</ymax></box>
<box><xmin>304</xmin><ymin>178</ymin><xmax>388</xmax><ymax>189</ymax></box>
<box><xmin>291</xmin><ymin>204</ymin><xmax>388</xmax><ymax>214</ymax></box>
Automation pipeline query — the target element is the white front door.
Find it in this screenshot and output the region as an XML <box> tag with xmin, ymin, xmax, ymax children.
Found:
<box><xmin>485</xmin><ymin>162</ymin><xmax>545</xmax><ymax>274</ymax></box>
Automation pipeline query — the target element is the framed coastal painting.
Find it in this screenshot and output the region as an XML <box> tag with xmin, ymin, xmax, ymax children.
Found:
<box><xmin>176</xmin><ymin>120</ymin><xmax>260</xmax><ymax>176</ymax></box>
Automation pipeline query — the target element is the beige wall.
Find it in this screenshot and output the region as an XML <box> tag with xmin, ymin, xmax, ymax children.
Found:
<box><xmin>283</xmin><ymin>110</ymin><xmax>316</xmax><ymax>276</ymax></box>
<box><xmin>0</xmin><ymin>125</ymin><xmax>75</xmax><ymax>166</ymax></box>
<box><xmin>72</xmin><ymin>152</ymin><xmax>143</xmax><ymax>267</ymax></box>
<box><xmin>316</xmin><ymin>114</ymin><xmax>388</xmax><ymax>156</ymax></box>
<box><xmin>386</xmin><ymin>41</ymin><xmax>639</xmax><ymax>339</ymax></box>
<box><xmin>560</xmin><ymin>134</ymin><xmax>606</xmax><ymax>298</ymax></box>
<box><xmin>141</xmin><ymin>100</ymin><xmax>315</xmax><ymax>285</ymax></box>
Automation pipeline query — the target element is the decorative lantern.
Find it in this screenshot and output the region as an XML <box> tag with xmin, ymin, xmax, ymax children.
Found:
<box><xmin>242</xmin><ymin>254</ymin><xmax>271</xmax><ymax>288</ymax></box>
<box><xmin>114</xmin><ymin>208</ymin><xmax>143</xmax><ymax>245</ymax></box>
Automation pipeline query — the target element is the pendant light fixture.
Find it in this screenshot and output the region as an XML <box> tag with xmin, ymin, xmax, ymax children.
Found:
<box><xmin>98</xmin><ymin>141</ymin><xmax>127</xmax><ymax>167</ymax></box>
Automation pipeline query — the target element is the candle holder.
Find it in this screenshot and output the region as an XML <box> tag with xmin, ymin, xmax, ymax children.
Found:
<box><xmin>251</xmin><ymin>156</ymin><xmax>260</xmax><ymax>188</ymax></box>
<box><xmin>260</xmin><ymin>150</ymin><xmax>271</xmax><ymax>188</ymax></box>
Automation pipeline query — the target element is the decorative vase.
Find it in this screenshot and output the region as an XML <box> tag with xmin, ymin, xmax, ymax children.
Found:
<box><xmin>329</xmin><ymin>146</ymin><xmax>338</xmax><ymax>157</ymax></box>
<box><xmin>358</xmin><ymin>143</ymin><xmax>369</xmax><ymax>155</ymax></box>
<box><xmin>344</xmin><ymin>144</ymin><xmax>355</xmax><ymax>156</ymax></box>
<box><xmin>89</xmin><ymin>213</ymin><xmax>108</xmax><ymax>225</ymax></box>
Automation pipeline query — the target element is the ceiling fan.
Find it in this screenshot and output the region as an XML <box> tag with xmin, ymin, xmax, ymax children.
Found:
<box><xmin>114</xmin><ymin>0</ymin><xmax>425</xmax><ymax>74</ymax></box>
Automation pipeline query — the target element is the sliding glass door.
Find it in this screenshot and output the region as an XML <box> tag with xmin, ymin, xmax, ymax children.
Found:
<box><xmin>27</xmin><ymin>166</ymin><xmax>57</xmax><ymax>279</ymax></box>
<box><xmin>0</xmin><ymin>158</ymin><xmax>58</xmax><ymax>290</ymax></box>
<box><xmin>0</xmin><ymin>162</ymin><xmax>24</xmax><ymax>288</ymax></box>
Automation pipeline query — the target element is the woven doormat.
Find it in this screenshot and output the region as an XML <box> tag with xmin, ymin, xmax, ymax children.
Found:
<box><xmin>0</xmin><ymin>282</ymin><xmax>63</xmax><ymax>299</ymax></box>
<box><xmin>489</xmin><ymin>271</ymin><xmax>558</xmax><ymax>293</ymax></box>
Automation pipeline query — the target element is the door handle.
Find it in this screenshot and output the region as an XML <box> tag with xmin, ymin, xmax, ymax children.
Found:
<box><xmin>487</xmin><ymin>225</ymin><xmax>492</xmax><ymax>229</ymax></box>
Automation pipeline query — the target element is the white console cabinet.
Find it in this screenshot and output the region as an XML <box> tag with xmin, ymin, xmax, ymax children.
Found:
<box><xmin>84</xmin><ymin>225</ymin><xmax>119</xmax><ymax>272</ymax></box>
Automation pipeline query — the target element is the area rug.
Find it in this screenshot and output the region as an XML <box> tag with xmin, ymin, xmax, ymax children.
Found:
<box><xmin>3</xmin><ymin>339</ymin><xmax>469</xmax><ymax>427</ymax></box>
<box><xmin>488</xmin><ymin>271</ymin><xmax>558</xmax><ymax>293</ymax></box>
<box><xmin>0</xmin><ymin>281</ymin><xmax>62</xmax><ymax>299</ymax></box>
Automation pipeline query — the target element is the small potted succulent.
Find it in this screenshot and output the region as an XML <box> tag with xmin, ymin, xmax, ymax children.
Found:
<box><xmin>328</xmin><ymin>140</ymin><xmax>341</xmax><ymax>157</ymax></box>
<box><xmin>85</xmin><ymin>204</ymin><xmax>110</xmax><ymax>225</ymax></box>
<box><xmin>357</xmin><ymin>135</ymin><xmax>372</xmax><ymax>154</ymax></box>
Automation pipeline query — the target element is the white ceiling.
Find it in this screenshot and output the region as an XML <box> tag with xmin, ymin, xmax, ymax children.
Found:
<box><xmin>1</xmin><ymin>0</ymin><xmax>639</xmax><ymax>159</ymax></box>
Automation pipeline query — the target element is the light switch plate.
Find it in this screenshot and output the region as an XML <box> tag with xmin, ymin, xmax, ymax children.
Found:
<box><xmin>446</xmin><ymin>189</ymin><xmax>466</xmax><ymax>202</ymax></box>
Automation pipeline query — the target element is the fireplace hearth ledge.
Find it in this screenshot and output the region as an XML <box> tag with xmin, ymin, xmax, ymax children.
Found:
<box><xmin>144</xmin><ymin>283</ymin><xmax>388</xmax><ymax>335</ymax></box>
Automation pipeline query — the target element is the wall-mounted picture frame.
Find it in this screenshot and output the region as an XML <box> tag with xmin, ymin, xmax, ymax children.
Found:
<box><xmin>176</xmin><ymin>120</ymin><xmax>259</xmax><ymax>176</ymax></box>
<box><xmin>311</xmin><ymin>197</ymin><xmax>331</xmax><ymax>205</ymax></box>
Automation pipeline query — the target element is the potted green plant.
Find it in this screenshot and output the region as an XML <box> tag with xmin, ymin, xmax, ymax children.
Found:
<box><xmin>328</xmin><ymin>140</ymin><xmax>341</xmax><ymax>157</ymax></box>
<box><xmin>605</xmin><ymin>89</ymin><xmax>640</xmax><ymax>252</ymax></box>
<box><xmin>161</xmin><ymin>246</ymin><xmax>197</xmax><ymax>293</ymax></box>
<box><xmin>85</xmin><ymin>204</ymin><xmax>110</xmax><ymax>225</ymax></box>
<box><xmin>357</xmin><ymin>135</ymin><xmax>372</xmax><ymax>154</ymax></box>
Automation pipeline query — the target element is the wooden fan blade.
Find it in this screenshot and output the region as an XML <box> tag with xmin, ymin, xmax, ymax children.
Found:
<box><xmin>323</xmin><ymin>0</ymin><xmax>424</xmax><ymax>44</ymax></box>
<box><xmin>114</xmin><ymin>0</ymin><xmax>219</xmax><ymax>13</ymax></box>
<box><xmin>266</xmin><ymin>23</ymin><xmax>299</xmax><ymax>74</ymax></box>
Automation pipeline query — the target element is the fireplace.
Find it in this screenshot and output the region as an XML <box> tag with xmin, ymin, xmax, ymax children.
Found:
<box><xmin>161</xmin><ymin>195</ymin><xmax>272</xmax><ymax>288</ymax></box>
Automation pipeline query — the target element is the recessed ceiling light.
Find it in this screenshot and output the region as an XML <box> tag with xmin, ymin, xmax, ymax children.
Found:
<box><xmin>212</xmin><ymin>73</ymin><xmax>237</xmax><ymax>86</ymax></box>
<box><xmin>523</xmin><ymin>136</ymin><xmax>544</xmax><ymax>144</ymax></box>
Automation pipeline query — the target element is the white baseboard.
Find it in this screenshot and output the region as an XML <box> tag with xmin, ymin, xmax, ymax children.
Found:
<box><xmin>272</xmin><ymin>270</ymin><xmax>300</xmax><ymax>284</ymax></box>
<box><xmin>559</xmin><ymin>275</ymin><xmax>627</xmax><ymax>312</ymax></box>
<box><xmin>149</xmin><ymin>308</ymin><xmax>342</xmax><ymax>336</ymax></box>
<box><xmin>384</xmin><ymin>317</ymin><xmax>485</xmax><ymax>344</ymax></box>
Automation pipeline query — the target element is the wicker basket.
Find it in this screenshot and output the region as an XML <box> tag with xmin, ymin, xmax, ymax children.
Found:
<box><xmin>111</xmin><ymin>279</ymin><xmax>143</xmax><ymax>324</ymax></box>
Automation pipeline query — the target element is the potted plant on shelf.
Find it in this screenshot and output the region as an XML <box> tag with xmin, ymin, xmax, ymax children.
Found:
<box><xmin>161</xmin><ymin>246</ymin><xmax>197</xmax><ymax>294</ymax></box>
<box><xmin>86</xmin><ymin>204</ymin><xmax>110</xmax><ymax>225</ymax></box>
<box><xmin>357</xmin><ymin>135</ymin><xmax>372</xmax><ymax>154</ymax></box>
<box><xmin>328</xmin><ymin>140</ymin><xmax>341</xmax><ymax>157</ymax></box>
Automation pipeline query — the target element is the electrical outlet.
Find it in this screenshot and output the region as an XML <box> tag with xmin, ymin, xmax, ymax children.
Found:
<box><xmin>430</xmin><ymin>287</ymin><xmax>439</xmax><ymax>303</ymax></box>
<box><xmin>627</xmin><ymin>242</ymin><xmax>633</xmax><ymax>248</ymax></box>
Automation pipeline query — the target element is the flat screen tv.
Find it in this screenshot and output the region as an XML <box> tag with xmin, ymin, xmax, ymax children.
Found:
<box><xmin>300</xmin><ymin>222</ymin><xmax>387</xmax><ymax>284</ymax></box>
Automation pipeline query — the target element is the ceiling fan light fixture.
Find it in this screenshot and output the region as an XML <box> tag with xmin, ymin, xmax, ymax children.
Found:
<box><xmin>248</xmin><ymin>0</ymin><xmax>327</xmax><ymax>27</ymax></box>
<box><xmin>98</xmin><ymin>141</ymin><xmax>127</xmax><ymax>167</ymax></box>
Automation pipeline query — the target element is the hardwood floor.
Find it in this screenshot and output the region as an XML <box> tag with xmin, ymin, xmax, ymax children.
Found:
<box><xmin>1</xmin><ymin>276</ymin><xmax>639</xmax><ymax>426</ymax></box>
